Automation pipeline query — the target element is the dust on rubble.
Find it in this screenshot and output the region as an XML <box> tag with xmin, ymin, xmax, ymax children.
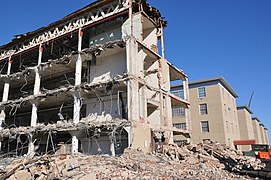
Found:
<box><xmin>0</xmin><ymin>141</ymin><xmax>264</xmax><ymax>179</ymax></box>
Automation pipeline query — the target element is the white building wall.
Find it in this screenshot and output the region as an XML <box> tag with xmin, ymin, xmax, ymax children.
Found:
<box><xmin>88</xmin><ymin>51</ymin><xmax>126</xmax><ymax>84</ymax></box>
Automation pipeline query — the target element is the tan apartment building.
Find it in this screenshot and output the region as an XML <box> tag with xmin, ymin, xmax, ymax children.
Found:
<box><xmin>260</xmin><ymin>123</ymin><xmax>268</xmax><ymax>145</ymax></box>
<box><xmin>171</xmin><ymin>77</ymin><xmax>240</xmax><ymax>148</ymax></box>
<box><xmin>236</xmin><ymin>106</ymin><xmax>255</xmax><ymax>151</ymax></box>
<box><xmin>251</xmin><ymin>117</ymin><xmax>269</xmax><ymax>146</ymax></box>
<box><xmin>252</xmin><ymin>117</ymin><xmax>263</xmax><ymax>144</ymax></box>
<box><xmin>264</xmin><ymin>128</ymin><xmax>270</xmax><ymax>145</ymax></box>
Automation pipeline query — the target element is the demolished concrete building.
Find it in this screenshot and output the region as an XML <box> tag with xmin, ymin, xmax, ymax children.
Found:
<box><xmin>0</xmin><ymin>0</ymin><xmax>190</xmax><ymax>157</ymax></box>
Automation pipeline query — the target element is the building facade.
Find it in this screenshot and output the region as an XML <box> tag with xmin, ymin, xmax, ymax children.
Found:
<box><xmin>251</xmin><ymin>117</ymin><xmax>269</xmax><ymax>145</ymax></box>
<box><xmin>171</xmin><ymin>77</ymin><xmax>240</xmax><ymax>147</ymax></box>
<box><xmin>236</xmin><ymin>106</ymin><xmax>255</xmax><ymax>151</ymax></box>
<box><xmin>172</xmin><ymin>77</ymin><xmax>270</xmax><ymax>149</ymax></box>
<box><xmin>252</xmin><ymin>117</ymin><xmax>264</xmax><ymax>144</ymax></box>
<box><xmin>0</xmin><ymin>0</ymin><xmax>190</xmax><ymax>157</ymax></box>
<box><xmin>260</xmin><ymin>123</ymin><xmax>268</xmax><ymax>145</ymax></box>
<box><xmin>264</xmin><ymin>128</ymin><xmax>270</xmax><ymax>145</ymax></box>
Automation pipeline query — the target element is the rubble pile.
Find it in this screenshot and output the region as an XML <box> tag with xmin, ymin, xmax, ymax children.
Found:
<box><xmin>0</xmin><ymin>141</ymin><xmax>265</xmax><ymax>179</ymax></box>
<box><xmin>171</xmin><ymin>141</ymin><xmax>265</xmax><ymax>172</ymax></box>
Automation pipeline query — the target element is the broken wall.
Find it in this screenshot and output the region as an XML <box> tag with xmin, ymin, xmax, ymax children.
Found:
<box><xmin>85</xmin><ymin>50</ymin><xmax>127</xmax><ymax>84</ymax></box>
<box><xmin>86</xmin><ymin>95</ymin><xmax>127</xmax><ymax>119</ymax></box>
<box><xmin>130</xmin><ymin>121</ymin><xmax>152</xmax><ymax>153</ymax></box>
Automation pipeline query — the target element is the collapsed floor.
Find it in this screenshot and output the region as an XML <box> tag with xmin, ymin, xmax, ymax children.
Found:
<box><xmin>0</xmin><ymin>141</ymin><xmax>269</xmax><ymax>180</ymax></box>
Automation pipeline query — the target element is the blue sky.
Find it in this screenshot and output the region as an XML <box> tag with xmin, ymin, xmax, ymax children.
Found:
<box><xmin>0</xmin><ymin>1</ymin><xmax>271</xmax><ymax>138</ymax></box>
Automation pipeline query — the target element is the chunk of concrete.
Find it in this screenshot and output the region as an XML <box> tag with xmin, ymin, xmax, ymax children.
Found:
<box><xmin>14</xmin><ymin>170</ymin><xmax>31</xmax><ymax>180</ymax></box>
<box><xmin>186</xmin><ymin>156</ymin><xmax>198</xmax><ymax>165</ymax></box>
<box><xmin>79</xmin><ymin>173</ymin><xmax>97</xmax><ymax>180</ymax></box>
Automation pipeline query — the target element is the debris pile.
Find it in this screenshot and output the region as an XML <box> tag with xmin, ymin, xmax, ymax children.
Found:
<box><xmin>166</xmin><ymin>140</ymin><xmax>265</xmax><ymax>172</ymax></box>
<box><xmin>1</xmin><ymin>141</ymin><xmax>266</xmax><ymax>179</ymax></box>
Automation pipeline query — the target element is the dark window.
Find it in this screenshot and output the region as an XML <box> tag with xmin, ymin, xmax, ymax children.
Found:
<box><xmin>201</xmin><ymin>121</ymin><xmax>209</xmax><ymax>132</ymax></box>
<box><xmin>198</xmin><ymin>87</ymin><xmax>206</xmax><ymax>98</ymax></box>
<box><xmin>199</xmin><ymin>103</ymin><xmax>208</xmax><ymax>115</ymax></box>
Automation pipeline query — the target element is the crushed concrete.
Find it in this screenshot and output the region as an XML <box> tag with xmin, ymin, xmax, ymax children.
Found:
<box><xmin>1</xmin><ymin>141</ymin><xmax>267</xmax><ymax>179</ymax></box>
<box><xmin>168</xmin><ymin>141</ymin><xmax>266</xmax><ymax>172</ymax></box>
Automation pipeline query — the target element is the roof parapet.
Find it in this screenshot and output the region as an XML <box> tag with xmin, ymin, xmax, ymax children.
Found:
<box><xmin>237</xmin><ymin>105</ymin><xmax>253</xmax><ymax>114</ymax></box>
<box><xmin>171</xmin><ymin>77</ymin><xmax>238</xmax><ymax>98</ymax></box>
<box><xmin>252</xmin><ymin>117</ymin><xmax>260</xmax><ymax>122</ymax></box>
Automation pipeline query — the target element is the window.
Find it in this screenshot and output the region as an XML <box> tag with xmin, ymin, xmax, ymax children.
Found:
<box><xmin>171</xmin><ymin>90</ymin><xmax>184</xmax><ymax>99</ymax></box>
<box><xmin>172</xmin><ymin>107</ymin><xmax>186</xmax><ymax>117</ymax></box>
<box><xmin>198</xmin><ymin>87</ymin><xmax>206</xmax><ymax>98</ymax></box>
<box><xmin>174</xmin><ymin>123</ymin><xmax>187</xmax><ymax>130</ymax></box>
<box><xmin>201</xmin><ymin>121</ymin><xmax>209</xmax><ymax>132</ymax></box>
<box><xmin>199</xmin><ymin>103</ymin><xmax>208</xmax><ymax>115</ymax></box>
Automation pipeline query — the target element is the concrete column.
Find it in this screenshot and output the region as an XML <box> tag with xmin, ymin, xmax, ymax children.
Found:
<box><xmin>124</xmin><ymin>127</ymin><xmax>131</xmax><ymax>147</ymax></box>
<box><xmin>183</xmin><ymin>77</ymin><xmax>189</xmax><ymax>129</ymax></box>
<box><xmin>160</xmin><ymin>24</ymin><xmax>165</xmax><ymax>59</ymax></box>
<box><xmin>72</xmin><ymin>135</ymin><xmax>79</xmax><ymax>153</ymax></box>
<box><xmin>0</xmin><ymin>110</ymin><xmax>5</xmax><ymax>153</ymax></box>
<box><xmin>2</xmin><ymin>58</ymin><xmax>12</xmax><ymax>102</ymax></box>
<box><xmin>27</xmin><ymin>133</ymin><xmax>35</xmax><ymax>156</ymax></box>
<box><xmin>126</xmin><ymin>38</ymin><xmax>139</xmax><ymax>121</ymax></box>
<box><xmin>72</xmin><ymin>28</ymin><xmax>83</xmax><ymax>154</ymax></box>
<box><xmin>30</xmin><ymin>45</ymin><xmax>43</xmax><ymax>127</ymax></box>
<box><xmin>0</xmin><ymin>57</ymin><xmax>12</xmax><ymax>152</ymax></box>
<box><xmin>183</xmin><ymin>77</ymin><xmax>191</xmax><ymax>143</ymax></box>
<box><xmin>110</xmin><ymin>139</ymin><xmax>116</xmax><ymax>157</ymax></box>
<box><xmin>182</xmin><ymin>79</ymin><xmax>188</xmax><ymax>101</ymax></box>
<box><xmin>30</xmin><ymin>101</ymin><xmax>38</xmax><ymax>127</ymax></box>
<box><xmin>28</xmin><ymin>45</ymin><xmax>43</xmax><ymax>155</ymax></box>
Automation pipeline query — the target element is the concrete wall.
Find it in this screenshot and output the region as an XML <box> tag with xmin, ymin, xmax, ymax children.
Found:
<box><xmin>172</xmin><ymin>81</ymin><xmax>240</xmax><ymax>148</ymax></box>
<box><xmin>237</xmin><ymin>108</ymin><xmax>255</xmax><ymax>151</ymax></box>
<box><xmin>86</xmin><ymin>95</ymin><xmax>127</xmax><ymax>119</ymax></box>
<box><xmin>122</xmin><ymin>13</ymin><xmax>143</xmax><ymax>41</ymax></box>
<box><xmin>145</xmin><ymin>61</ymin><xmax>159</xmax><ymax>89</ymax></box>
<box><xmin>189</xmin><ymin>84</ymin><xmax>226</xmax><ymax>144</ymax></box>
<box><xmin>87</xmin><ymin>51</ymin><xmax>127</xmax><ymax>84</ymax></box>
<box><xmin>219</xmin><ymin>84</ymin><xmax>240</xmax><ymax>147</ymax></box>
<box><xmin>260</xmin><ymin>125</ymin><xmax>267</xmax><ymax>145</ymax></box>
<box><xmin>143</xmin><ymin>27</ymin><xmax>157</xmax><ymax>48</ymax></box>
<box><xmin>89</xmin><ymin>23</ymin><xmax>122</xmax><ymax>46</ymax></box>
<box><xmin>252</xmin><ymin>119</ymin><xmax>263</xmax><ymax>144</ymax></box>
<box><xmin>264</xmin><ymin>129</ymin><xmax>270</xmax><ymax>145</ymax></box>
<box><xmin>237</xmin><ymin>109</ymin><xmax>254</xmax><ymax>140</ymax></box>
<box><xmin>131</xmin><ymin>121</ymin><xmax>152</xmax><ymax>153</ymax></box>
<box><xmin>80</xmin><ymin>134</ymin><xmax>128</xmax><ymax>155</ymax></box>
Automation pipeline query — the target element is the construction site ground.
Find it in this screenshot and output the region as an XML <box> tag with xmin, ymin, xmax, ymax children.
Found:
<box><xmin>1</xmin><ymin>141</ymin><xmax>271</xmax><ymax>179</ymax></box>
